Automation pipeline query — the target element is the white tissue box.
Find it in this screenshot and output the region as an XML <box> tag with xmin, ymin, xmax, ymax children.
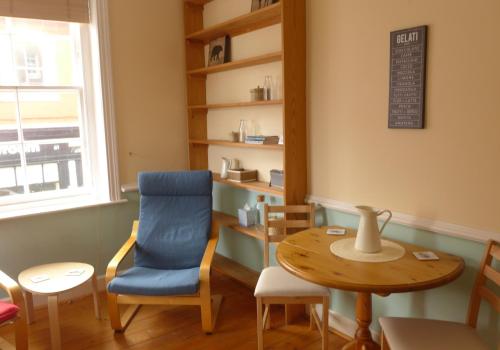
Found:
<box><xmin>238</xmin><ymin>208</ymin><xmax>258</xmax><ymax>227</ymax></box>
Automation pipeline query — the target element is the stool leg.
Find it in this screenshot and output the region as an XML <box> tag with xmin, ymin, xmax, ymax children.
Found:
<box><xmin>48</xmin><ymin>295</ymin><xmax>61</xmax><ymax>350</ymax></box>
<box><xmin>90</xmin><ymin>273</ymin><xmax>101</xmax><ymax>319</ymax></box>
<box><xmin>24</xmin><ymin>291</ymin><xmax>34</xmax><ymax>324</ymax></box>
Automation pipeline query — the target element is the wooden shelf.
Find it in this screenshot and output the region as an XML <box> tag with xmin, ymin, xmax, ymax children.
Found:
<box><xmin>213</xmin><ymin>211</ymin><xmax>264</xmax><ymax>240</ymax></box>
<box><xmin>186</xmin><ymin>3</ymin><xmax>281</xmax><ymax>44</ymax></box>
<box><xmin>190</xmin><ymin>139</ymin><xmax>284</xmax><ymax>150</ymax></box>
<box><xmin>212</xmin><ymin>210</ymin><xmax>285</xmax><ymax>242</ymax></box>
<box><xmin>184</xmin><ymin>0</ymin><xmax>213</xmax><ymax>5</ymax></box>
<box><xmin>213</xmin><ymin>172</ymin><xmax>283</xmax><ymax>196</ymax></box>
<box><xmin>212</xmin><ymin>253</ymin><xmax>259</xmax><ymax>289</ymax></box>
<box><xmin>187</xmin><ymin>51</ymin><xmax>282</xmax><ymax>76</ymax></box>
<box><xmin>189</xmin><ymin>99</ymin><xmax>283</xmax><ymax>111</ymax></box>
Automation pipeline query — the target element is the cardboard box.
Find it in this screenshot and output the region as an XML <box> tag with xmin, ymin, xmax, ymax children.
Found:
<box><xmin>227</xmin><ymin>169</ymin><xmax>257</xmax><ymax>182</ymax></box>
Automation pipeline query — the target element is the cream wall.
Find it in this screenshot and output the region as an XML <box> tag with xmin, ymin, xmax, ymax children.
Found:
<box><xmin>108</xmin><ymin>0</ymin><xmax>188</xmax><ymax>184</ymax></box>
<box><xmin>308</xmin><ymin>0</ymin><xmax>500</xmax><ymax>232</ymax></box>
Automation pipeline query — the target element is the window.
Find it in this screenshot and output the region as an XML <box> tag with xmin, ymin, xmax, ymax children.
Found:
<box><xmin>0</xmin><ymin>1</ymin><xmax>119</xmax><ymax>216</ymax></box>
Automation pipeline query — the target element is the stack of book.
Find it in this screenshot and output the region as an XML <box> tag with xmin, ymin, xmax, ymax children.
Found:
<box><xmin>245</xmin><ymin>135</ymin><xmax>280</xmax><ymax>145</ymax></box>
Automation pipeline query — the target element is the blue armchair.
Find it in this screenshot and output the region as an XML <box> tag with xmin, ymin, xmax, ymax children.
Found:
<box><xmin>105</xmin><ymin>171</ymin><xmax>222</xmax><ymax>333</ymax></box>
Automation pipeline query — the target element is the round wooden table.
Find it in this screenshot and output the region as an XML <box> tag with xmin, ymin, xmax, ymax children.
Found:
<box><xmin>276</xmin><ymin>227</ymin><xmax>464</xmax><ymax>350</ymax></box>
<box><xmin>18</xmin><ymin>262</ymin><xmax>101</xmax><ymax>350</ymax></box>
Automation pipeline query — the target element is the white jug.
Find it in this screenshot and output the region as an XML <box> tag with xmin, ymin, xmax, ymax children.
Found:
<box><xmin>354</xmin><ymin>205</ymin><xmax>392</xmax><ymax>253</ymax></box>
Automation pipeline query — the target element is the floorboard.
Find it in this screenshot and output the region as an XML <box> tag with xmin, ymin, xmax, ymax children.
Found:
<box><xmin>0</xmin><ymin>272</ymin><xmax>348</xmax><ymax>349</ymax></box>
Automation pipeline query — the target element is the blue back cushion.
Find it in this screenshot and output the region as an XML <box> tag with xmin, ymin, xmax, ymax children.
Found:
<box><xmin>135</xmin><ymin>171</ymin><xmax>212</xmax><ymax>270</ymax></box>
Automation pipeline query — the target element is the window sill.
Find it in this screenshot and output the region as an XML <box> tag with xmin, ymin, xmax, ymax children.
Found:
<box><xmin>0</xmin><ymin>195</ymin><xmax>128</xmax><ymax>222</ymax></box>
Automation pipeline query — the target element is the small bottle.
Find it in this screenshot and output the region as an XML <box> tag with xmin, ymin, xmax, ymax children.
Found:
<box><xmin>238</xmin><ymin>120</ymin><xmax>247</xmax><ymax>143</ymax></box>
<box><xmin>256</xmin><ymin>194</ymin><xmax>265</xmax><ymax>226</ymax></box>
<box><xmin>263</xmin><ymin>76</ymin><xmax>272</xmax><ymax>100</ymax></box>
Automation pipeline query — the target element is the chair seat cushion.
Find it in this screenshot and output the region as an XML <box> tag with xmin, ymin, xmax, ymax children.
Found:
<box><xmin>0</xmin><ymin>301</ymin><xmax>19</xmax><ymax>324</ymax></box>
<box><xmin>254</xmin><ymin>266</ymin><xmax>329</xmax><ymax>297</ymax></box>
<box><xmin>107</xmin><ymin>266</ymin><xmax>200</xmax><ymax>296</ymax></box>
<box><xmin>379</xmin><ymin>317</ymin><xmax>489</xmax><ymax>350</ymax></box>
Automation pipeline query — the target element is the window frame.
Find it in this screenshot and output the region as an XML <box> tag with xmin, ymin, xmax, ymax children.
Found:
<box><xmin>0</xmin><ymin>0</ymin><xmax>120</xmax><ymax>219</ymax></box>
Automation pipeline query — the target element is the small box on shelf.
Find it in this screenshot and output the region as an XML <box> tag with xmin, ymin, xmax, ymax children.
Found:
<box><xmin>238</xmin><ymin>207</ymin><xmax>258</xmax><ymax>227</ymax></box>
<box><xmin>270</xmin><ymin>169</ymin><xmax>284</xmax><ymax>188</ymax></box>
<box><xmin>227</xmin><ymin>169</ymin><xmax>258</xmax><ymax>183</ymax></box>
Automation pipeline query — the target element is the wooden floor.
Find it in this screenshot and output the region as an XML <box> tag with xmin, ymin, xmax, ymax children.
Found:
<box><xmin>0</xmin><ymin>272</ymin><xmax>349</xmax><ymax>349</ymax></box>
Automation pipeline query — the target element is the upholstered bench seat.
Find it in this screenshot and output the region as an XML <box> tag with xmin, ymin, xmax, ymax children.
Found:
<box><xmin>108</xmin><ymin>266</ymin><xmax>200</xmax><ymax>296</ymax></box>
<box><xmin>0</xmin><ymin>301</ymin><xmax>19</xmax><ymax>324</ymax></box>
<box><xmin>379</xmin><ymin>317</ymin><xmax>489</xmax><ymax>350</ymax></box>
<box><xmin>255</xmin><ymin>266</ymin><xmax>329</xmax><ymax>297</ymax></box>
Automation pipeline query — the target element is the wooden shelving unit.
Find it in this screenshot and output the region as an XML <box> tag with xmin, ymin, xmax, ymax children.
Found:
<box><xmin>189</xmin><ymin>99</ymin><xmax>283</xmax><ymax>111</ymax></box>
<box><xmin>184</xmin><ymin>0</ymin><xmax>305</xmax><ymax>293</ymax></box>
<box><xmin>184</xmin><ymin>0</ymin><xmax>306</xmax><ymax>224</ymax></box>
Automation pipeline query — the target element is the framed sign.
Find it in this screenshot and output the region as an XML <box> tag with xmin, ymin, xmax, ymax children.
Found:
<box><xmin>388</xmin><ymin>25</ymin><xmax>427</xmax><ymax>129</ymax></box>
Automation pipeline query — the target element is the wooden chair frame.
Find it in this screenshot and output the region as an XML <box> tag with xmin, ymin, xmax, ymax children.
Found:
<box><xmin>0</xmin><ymin>270</ymin><xmax>28</xmax><ymax>350</ymax></box>
<box><xmin>257</xmin><ymin>204</ymin><xmax>330</xmax><ymax>350</ymax></box>
<box><xmin>106</xmin><ymin>220</ymin><xmax>222</xmax><ymax>334</ymax></box>
<box><xmin>380</xmin><ymin>239</ymin><xmax>500</xmax><ymax>350</ymax></box>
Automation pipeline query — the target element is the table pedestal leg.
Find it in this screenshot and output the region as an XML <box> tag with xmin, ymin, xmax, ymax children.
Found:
<box><xmin>91</xmin><ymin>273</ymin><xmax>101</xmax><ymax>319</ymax></box>
<box><xmin>48</xmin><ymin>295</ymin><xmax>61</xmax><ymax>350</ymax></box>
<box><xmin>342</xmin><ymin>292</ymin><xmax>379</xmax><ymax>350</ymax></box>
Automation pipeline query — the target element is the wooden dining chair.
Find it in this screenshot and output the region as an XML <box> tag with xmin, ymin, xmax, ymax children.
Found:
<box><xmin>0</xmin><ymin>270</ymin><xmax>28</xmax><ymax>350</ymax></box>
<box><xmin>379</xmin><ymin>239</ymin><xmax>499</xmax><ymax>350</ymax></box>
<box><xmin>254</xmin><ymin>204</ymin><xmax>330</xmax><ymax>350</ymax></box>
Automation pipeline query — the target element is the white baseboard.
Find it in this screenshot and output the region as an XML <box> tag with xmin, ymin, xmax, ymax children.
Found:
<box><xmin>307</xmin><ymin>194</ymin><xmax>499</xmax><ymax>243</ymax></box>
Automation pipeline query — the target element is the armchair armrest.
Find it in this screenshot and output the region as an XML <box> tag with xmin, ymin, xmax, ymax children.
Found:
<box><xmin>106</xmin><ymin>220</ymin><xmax>139</xmax><ymax>285</ymax></box>
<box><xmin>199</xmin><ymin>221</ymin><xmax>220</xmax><ymax>285</ymax></box>
<box><xmin>0</xmin><ymin>270</ymin><xmax>24</xmax><ymax>309</ymax></box>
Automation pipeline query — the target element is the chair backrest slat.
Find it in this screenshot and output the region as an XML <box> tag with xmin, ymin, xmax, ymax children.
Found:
<box><xmin>483</xmin><ymin>265</ymin><xmax>500</xmax><ymax>286</ymax></box>
<box><xmin>285</xmin><ymin>220</ymin><xmax>311</xmax><ymax>228</ymax></box>
<box><xmin>466</xmin><ymin>240</ymin><xmax>500</xmax><ymax>328</ymax></box>
<box><xmin>268</xmin><ymin>205</ymin><xmax>285</xmax><ymax>213</ymax></box>
<box><xmin>268</xmin><ymin>220</ymin><xmax>284</xmax><ymax>228</ymax></box>
<box><xmin>477</xmin><ymin>286</ymin><xmax>500</xmax><ymax>312</ymax></box>
<box><xmin>262</xmin><ymin>203</ymin><xmax>315</xmax><ymax>267</ymax></box>
<box><xmin>491</xmin><ymin>244</ymin><xmax>500</xmax><ymax>260</ymax></box>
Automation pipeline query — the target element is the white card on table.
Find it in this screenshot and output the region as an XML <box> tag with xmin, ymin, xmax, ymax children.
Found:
<box><xmin>326</xmin><ymin>228</ymin><xmax>346</xmax><ymax>235</ymax></box>
<box><xmin>30</xmin><ymin>274</ymin><xmax>50</xmax><ymax>283</ymax></box>
<box><xmin>413</xmin><ymin>251</ymin><xmax>439</xmax><ymax>261</ymax></box>
<box><xmin>65</xmin><ymin>269</ymin><xmax>85</xmax><ymax>276</ymax></box>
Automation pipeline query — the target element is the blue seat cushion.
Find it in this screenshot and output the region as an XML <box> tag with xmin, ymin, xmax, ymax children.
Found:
<box><xmin>107</xmin><ymin>266</ymin><xmax>200</xmax><ymax>296</ymax></box>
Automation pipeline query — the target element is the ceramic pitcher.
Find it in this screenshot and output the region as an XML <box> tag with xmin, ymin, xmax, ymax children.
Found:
<box><xmin>354</xmin><ymin>205</ymin><xmax>392</xmax><ymax>253</ymax></box>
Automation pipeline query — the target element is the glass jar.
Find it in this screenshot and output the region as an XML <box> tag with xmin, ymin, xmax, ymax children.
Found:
<box><xmin>238</xmin><ymin>120</ymin><xmax>247</xmax><ymax>143</ymax></box>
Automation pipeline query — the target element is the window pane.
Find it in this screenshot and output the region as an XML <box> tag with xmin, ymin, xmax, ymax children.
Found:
<box><xmin>0</xmin><ymin>32</ymin><xmax>16</xmax><ymax>85</ymax></box>
<box><xmin>0</xmin><ymin>143</ymin><xmax>24</xmax><ymax>196</ymax></box>
<box><xmin>25</xmin><ymin>141</ymin><xmax>83</xmax><ymax>193</ymax></box>
<box><xmin>0</xmin><ymin>16</ymin><xmax>83</xmax><ymax>87</ymax></box>
<box><xmin>0</xmin><ymin>91</ymin><xmax>18</xmax><ymax>142</ymax></box>
<box><xmin>19</xmin><ymin>90</ymin><xmax>81</xmax><ymax>141</ymax></box>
